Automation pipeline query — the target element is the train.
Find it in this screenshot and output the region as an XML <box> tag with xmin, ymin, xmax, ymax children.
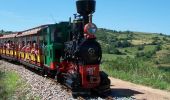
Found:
<box><xmin>0</xmin><ymin>0</ymin><xmax>110</xmax><ymax>96</ymax></box>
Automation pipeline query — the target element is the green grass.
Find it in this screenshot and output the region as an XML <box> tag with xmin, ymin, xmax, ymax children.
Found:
<box><xmin>102</xmin><ymin>54</ymin><xmax>129</xmax><ymax>61</ymax></box>
<box><xmin>120</xmin><ymin>45</ymin><xmax>156</xmax><ymax>55</ymax></box>
<box><xmin>144</xmin><ymin>45</ymin><xmax>156</xmax><ymax>52</ymax></box>
<box><xmin>0</xmin><ymin>71</ymin><xmax>20</xmax><ymax>99</ymax></box>
<box><xmin>0</xmin><ymin>71</ymin><xmax>39</xmax><ymax>100</ymax></box>
<box><xmin>121</xmin><ymin>47</ymin><xmax>138</xmax><ymax>55</ymax></box>
<box><xmin>101</xmin><ymin>57</ymin><xmax>170</xmax><ymax>91</ymax></box>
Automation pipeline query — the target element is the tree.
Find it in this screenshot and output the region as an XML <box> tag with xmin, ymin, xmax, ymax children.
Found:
<box><xmin>0</xmin><ymin>30</ymin><xmax>4</xmax><ymax>33</ymax></box>
<box><xmin>113</xmin><ymin>30</ymin><xmax>118</xmax><ymax>33</ymax></box>
<box><xmin>163</xmin><ymin>37</ymin><xmax>168</xmax><ymax>41</ymax></box>
<box><xmin>127</xmin><ymin>33</ymin><xmax>133</xmax><ymax>41</ymax></box>
<box><xmin>155</xmin><ymin>44</ymin><xmax>162</xmax><ymax>51</ymax></box>
<box><xmin>121</xmin><ymin>40</ymin><xmax>132</xmax><ymax>48</ymax></box>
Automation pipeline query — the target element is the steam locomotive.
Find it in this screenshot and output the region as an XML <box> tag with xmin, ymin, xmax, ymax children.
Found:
<box><xmin>0</xmin><ymin>0</ymin><xmax>110</xmax><ymax>95</ymax></box>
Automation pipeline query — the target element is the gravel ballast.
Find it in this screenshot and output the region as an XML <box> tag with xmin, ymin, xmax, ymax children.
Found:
<box><xmin>0</xmin><ymin>60</ymin><xmax>73</xmax><ymax>100</ymax></box>
<box><xmin>0</xmin><ymin>60</ymin><xmax>135</xmax><ymax>100</ymax></box>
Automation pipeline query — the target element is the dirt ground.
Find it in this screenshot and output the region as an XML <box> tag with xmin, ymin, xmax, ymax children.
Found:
<box><xmin>109</xmin><ymin>77</ymin><xmax>170</xmax><ymax>100</ymax></box>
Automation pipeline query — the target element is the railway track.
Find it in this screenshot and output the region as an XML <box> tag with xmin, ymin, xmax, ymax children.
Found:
<box><xmin>47</xmin><ymin>77</ymin><xmax>135</xmax><ymax>100</ymax></box>
<box><xmin>47</xmin><ymin>77</ymin><xmax>114</xmax><ymax>100</ymax></box>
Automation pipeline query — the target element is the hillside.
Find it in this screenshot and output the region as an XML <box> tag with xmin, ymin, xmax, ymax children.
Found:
<box><xmin>96</xmin><ymin>28</ymin><xmax>170</xmax><ymax>91</ymax></box>
<box><xmin>96</xmin><ymin>28</ymin><xmax>170</xmax><ymax>65</ymax></box>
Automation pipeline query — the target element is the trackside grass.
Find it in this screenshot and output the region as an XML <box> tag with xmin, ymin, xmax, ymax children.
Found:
<box><xmin>0</xmin><ymin>71</ymin><xmax>39</xmax><ymax>100</ymax></box>
<box><xmin>101</xmin><ymin>57</ymin><xmax>170</xmax><ymax>91</ymax></box>
<box><xmin>0</xmin><ymin>71</ymin><xmax>20</xmax><ymax>99</ymax></box>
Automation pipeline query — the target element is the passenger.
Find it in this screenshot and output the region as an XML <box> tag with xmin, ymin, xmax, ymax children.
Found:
<box><xmin>4</xmin><ymin>41</ymin><xmax>7</xmax><ymax>49</ymax></box>
<box><xmin>30</xmin><ymin>41</ymin><xmax>38</xmax><ymax>63</ymax></box>
<box><xmin>10</xmin><ymin>41</ymin><xmax>14</xmax><ymax>50</ymax></box>
<box><xmin>18</xmin><ymin>44</ymin><xmax>21</xmax><ymax>50</ymax></box>
<box><xmin>25</xmin><ymin>41</ymin><xmax>32</xmax><ymax>60</ymax></box>
<box><xmin>19</xmin><ymin>41</ymin><xmax>25</xmax><ymax>59</ymax></box>
<box><xmin>21</xmin><ymin>41</ymin><xmax>26</xmax><ymax>52</ymax></box>
<box><xmin>31</xmin><ymin>41</ymin><xmax>38</xmax><ymax>55</ymax></box>
<box><xmin>6</xmin><ymin>41</ymin><xmax>10</xmax><ymax>49</ymax></box>
<box><xmin>11</xmin><ymin>41</ymin><xmax>15</xmax><ymax>49</ymax></box>
<box><xmin>14</xmin><ymin>41</ymin><xmax>17</xmax><ymax>56</ymax></box>
<box><xmin>19</xmin><ymin>42</ymin><xmax>23</xmax><ymax>51</ymax></box>
<box><xmin>26</xmin><ymin>41</ymin><xmax>31</xmax><ymax>52</ymax></box>
<box><xmin>9</xmin><ymin>41</ymin><xmax>13</xmax><ymax>56</ymax></box>
<box><xmin>18</xmin><ymin>42</ymin><xmax>21</xmax><ymax>50</ymax></box>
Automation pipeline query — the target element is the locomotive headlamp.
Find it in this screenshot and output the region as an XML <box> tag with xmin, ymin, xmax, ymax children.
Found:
<box><xmin>84</xmin><ymin>23</ymin><xmax>97</xmax><ymax>34</ymax></box>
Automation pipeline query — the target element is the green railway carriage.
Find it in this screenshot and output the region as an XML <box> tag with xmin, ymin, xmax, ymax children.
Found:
<box><xmin>40</xmin><ymin>22</ymin><xmax>70</xmax><ymax>71</ymax></box>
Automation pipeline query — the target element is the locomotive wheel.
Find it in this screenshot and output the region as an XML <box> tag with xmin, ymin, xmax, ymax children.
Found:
<box><xmin>92</xmin><ymin>71</ymin><xmax>111</xmax><ymax>94</ymax></box>
<box><xmin>72</xmin><ymin>88</ymin><xmax>91</xmax><ymax>98</ymax></box>
<box><xmin>55</xmin><ymin>72</ymin><xmax>64</xmax><ymax>83</ymax></box>
<box><xmin>40</xmin><ymin>67</ymin><xmax>47</xmax><ymax>77</ymax></box>
<box><xmin>48</xmin><ymin>70</ymin><xmax>56</xmax><ymax>78</ymax></box>
<box><xmin>100</xmin><ymin>71</ymin><xmax>111</xmax><ymax>86</ymax></box>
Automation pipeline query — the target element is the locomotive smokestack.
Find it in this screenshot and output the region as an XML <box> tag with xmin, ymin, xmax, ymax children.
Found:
<box><xmin>76</xmin><ymin>0</ymin><xmax>96</xmax><ymax>24</ymax></box>
<box><xmin>76</xmin><ymin>0</ymin><xmax>96</xmax><ymax>16</ymax></box>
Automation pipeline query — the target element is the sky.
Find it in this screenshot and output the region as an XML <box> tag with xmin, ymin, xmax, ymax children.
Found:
<box><xmin>0</xmin><ymin>0</ymin><xmax>170</xmax><ymax>34</ymax></box>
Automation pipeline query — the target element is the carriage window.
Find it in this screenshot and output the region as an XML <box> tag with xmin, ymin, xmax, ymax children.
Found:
<box><xmin>40</xmin><ymin>29</ymin><xmax>47</xmax><ymax>46</ymax></box>
<box><xmin>23</xmin><ymin>37</ymin><xmax>27</xmax><ymax>44</ymax></box>
<box><xmin>51</xmin><ymin>27</ymin><xmax>63</xmax><ymax>43</ymax></box>
<box><xmin>37</xmin><ymin>29</ymin><xmax>47</xmax><ymax>53</ymax></box>
<box><xmin>31</xmin><ymin>35</ymin><xmax>37</xmax><ymax>46</ymax></box>
<box><xmin>32</xmin><ymin>35</ymin><xmax>37</xmax><ymax>42</ymax></box>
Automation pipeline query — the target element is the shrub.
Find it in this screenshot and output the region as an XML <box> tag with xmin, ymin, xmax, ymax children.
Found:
<box><xmin>108</xmin><ymin>48</ymin><xmax>122</xmax><ymax>55</ymax></box>
<box><xmin>138</xmin><ymin>45</ymin><xmax>144</xmax><ymax>50</ymax></box>
<box><xmin>136</xmin><ymin>49</ymin><xmax>156</xmax><ymax>58</ymax></box>
<box><xmin>136</xmin><ymin>52</ymin><xmax>145</xmax><ymax>57</ymax></box>
<box><xmin>155</xmin><ymin>44</ymin><xmax>162</xmax><ymax>51</ymax></box>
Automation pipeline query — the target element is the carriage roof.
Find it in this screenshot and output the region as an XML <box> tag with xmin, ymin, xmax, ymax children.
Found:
<box><xmin>0</xmin><ymin>33</ymin><xmax>17</xmax><ymax>39</ymax></box>
<box><xmin>0</xmin><ymin>24</ymin><xmax>51</xmax><ymax>39</ymax></box>
<box><xmin>16</xmin><ymin>24</ymin><xmax>50</xmax><ymax>37</ymax></box>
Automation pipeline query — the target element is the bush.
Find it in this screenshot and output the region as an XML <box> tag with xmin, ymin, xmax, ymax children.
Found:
<box><xmin>124</xmin><ymin>49</ymin><xmax>128</xmax><ymax>52</ymax></box>
<box><xmin>136</xmin><ymin>52</ymin><xmax>145</xmax><ymax>57</ymax></box>
<box><xmin>136</xmin><ymin>49</ymin><xmax>156</xmax><ymax>58</ymax></box>
<box><xmin>138</xmin><ymin>45</ymin><xmax>144</xmax><ymax>50</ymax></box>
<box><xmin>108</xmin><ymin>48</ymin><xmax>122</xmax><ymax>55</ymax></box>
<box><xmin>155</xmin><ymin>44</ymin><xmax>162</xmax><ymax>51</ymax></box>
<box><xmin>145</xmin><ymin>51</ymin><xmax>156</xmax><ymax>58</ymax></box>
<box><xmin>114</xmin><ymin>40</ymin><xmax>132</xmax><ymax>48</ymax></box>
